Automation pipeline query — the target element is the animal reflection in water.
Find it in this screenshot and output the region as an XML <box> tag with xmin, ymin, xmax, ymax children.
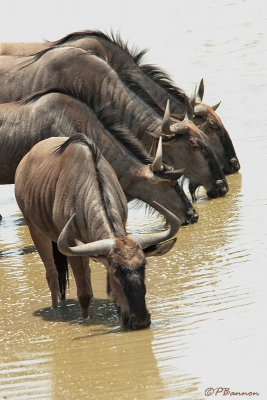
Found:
<box><xmin>15</xmin><ymin>134</ymin><xmax>180</xmax><ymax>330</ymax></box>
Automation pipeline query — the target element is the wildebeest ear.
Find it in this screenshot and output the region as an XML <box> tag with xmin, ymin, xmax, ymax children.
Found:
<box><xmin>143</xmin><ymin>238</ymin><xmax>177</xmax><ymax>257</ymax></box>
<box><xmin>196</xmin><ymin>78</ymin><xmax>204</xmax><ymax>102</ymax></box>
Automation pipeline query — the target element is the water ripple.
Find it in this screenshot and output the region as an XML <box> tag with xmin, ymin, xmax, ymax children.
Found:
<box><xmin>0</xmin><ymin>357</ymin><xmax>52</xmax><ymax>399</ymax></box>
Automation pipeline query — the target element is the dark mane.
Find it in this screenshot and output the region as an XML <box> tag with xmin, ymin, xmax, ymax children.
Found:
<box><xmin>118</xmin><ymin>70</ymin><xmax>166</xmax><ymax>117</ymax></box>
<box><xmin>47</xmin><ymin>29</ymin><xmax>149</xmax><ymax>65</ymax></box>
<box><xmin>50</xmin><ymin>30</ymin><xmax>184</xmax><ymax>116</ymax></box>
<box><xmin>93</xmin><ymin>103</ymin><xmax>154</xmax><ymax>165</ymax></box>
<box><xmin>104</xmin><ymin>124</ymin><xmax>154</xmax><ymax>165</ymax></box>
<box><xmin>54</xmin><ymin>133</ymin><xmax>124</xmax><ymax>236</ymax></box>
<box><xmin>97</xmin><ymin>171</ymin><xmax>125</xmax><ymax>238</ymax></box>
<box><xmin>108</xmin><ymin>30</ymin><xmax>149</xmax><ymax>65</ymax></box>
<box><xmin>54</xmin><ymin>132</ymin><xmax>101</xmax><ymax>165</ymax></box>
<box><xmin>17</xmin><ymin>88</ymin><xmax>154</xmax><ymax>166</ymax></box>
<box><xmin>47</xmin><ymin>87</ymin><xmax>155</xmax><ymax>166</ymax></box>
<box><xmin>139</xmin><ymin>64</ymin><xmax>186</xmax><ymax>104</ymax></box>
<box><xmin>52</xmin><ymin>30</ymin><xmax>187</xmax><ymax>109</ymax></box>
<box><xmin>48</xmin><ymin>29</ymin><xmax>112</xmax><ymax>46</ymax></box>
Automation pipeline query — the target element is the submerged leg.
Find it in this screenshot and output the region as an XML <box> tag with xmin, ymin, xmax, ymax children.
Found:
<box><xmin>189</xmin><ymin>181</ymin><xmax>199</xmax><ymax>202</ymax></box>
<box><xmin>68</xmin><ymin>256</ymin><xmax>93</xmax><ymax>319</ymax></box>
<box><xmin>52</xmin><ymin>241</ymin><xmax>69</xmax><ymax>301</ymax></box>
<box><xmin>27</xmin><ymin>224</ymin><xmax>59</xmax><ymax>308</ymax></box>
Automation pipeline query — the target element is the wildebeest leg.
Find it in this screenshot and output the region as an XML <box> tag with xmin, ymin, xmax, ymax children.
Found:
<box><xmin>68</xmin><ymin>256</ymin><xmax>93</xmax><ymax>319</ymax></box>
<box><xmin>27</xmin><ymin>223</ymin><xmax>59</xmax><ymax>308</ymax></box>
<box><xmin>52</xmin><ymin>242</ymin><xmax>68</xmax><ymax>301</ymax></box>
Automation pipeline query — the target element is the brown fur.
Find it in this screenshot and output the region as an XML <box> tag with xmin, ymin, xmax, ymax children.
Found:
<box><xmin>0</xmin><ymin>39</ymin><xmax>228</xmax><ymax>198</ymax></box>
<box><xmin>0</xmin><ymin>90</ymin><xmax>197</xmax><ymax>224</ymax></box>
<box><xmin>108</xmin><ymin>237</ymin><xmax>145</xmax><ymax>271</ymax></box>
<box><xmin>15</xmin><ymin>135</ymin><xmax>177</xmax><ymax>329</ymax></box>
<box><xmin>0</xmin><ymin>32</ymin><xmax>240</xmax><ymax>174</ymax></box>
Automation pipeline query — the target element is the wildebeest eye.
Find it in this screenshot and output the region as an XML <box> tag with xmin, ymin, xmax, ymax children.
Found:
<box><xmin>194</xmin><ymin>115</ymin><xmax>205</xmax><ymax>122</ymax></box>
<box><xmin>191</xmin><ymin>142</ymin><xmax>200</xmax><ymax>150</ymax></box>
<box><xmin>189</xmin><ymin>137</ymin><xmax>200</xmax><ymax>149</ymax></box>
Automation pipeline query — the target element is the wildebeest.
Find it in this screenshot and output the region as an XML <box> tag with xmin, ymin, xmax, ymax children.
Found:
<box><xmin>0</xmin><ymin>30</ymin><xmax>240</xmax><ymax>174</ymax></box>
<box><xmin>191</xmin><ymin>79</ymin><xmax>240</xmax><ymax>174</ymax></box>
<box><xmin>15</xmin><ymin>134</ymin><xmax>180</xmax><ymax>329</ymax></box>
<box><xmin>0</xmin><ymin>46</ymin><xmax>228</xmax><ymax>198</ymax></box>
<box><xmin>0</xmin><ymin>41</ymin><xmax>48</xmax><ymax>55</ymax></box>
<box><xmin>0</xmin><ymin>89</ymin><xmax>198</xmax><ymax>225</ymax></box>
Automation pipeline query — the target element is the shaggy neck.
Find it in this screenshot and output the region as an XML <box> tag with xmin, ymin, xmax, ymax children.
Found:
<box><xmin>97</xmin><ymin>70</ymin><xmax>163</xmax><ymax>139</ymax></box>
<box><xmin>87</xmin><ymin>35</ymin><xmax>186</xmax><ymax>117</ymax></box>
<box><xmin>55</xmin><ymin>146</ymin><xmax>126</xmax><ymax>242</ymax></box>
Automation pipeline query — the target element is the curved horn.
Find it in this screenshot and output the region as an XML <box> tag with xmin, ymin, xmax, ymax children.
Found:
<box><xmin>130</xmin><ymin>201</ymin><xmax>180</xmax><ymax>249</ymax></box>
<box><xmin>183</xmin><ymin>95</ymin><xmax>194</xmax><ymax>121</ymax></box>
<box><xmin>196</xmin><ymin>78</ymin><xmax>204</xmax><ymax>102</ymax></box>
<box><xmin>211</xmin><ymin>101</ymin><xmax>221</xmax><ymax>111</ymax></box>
<box><xmin>189</xmin><ymin>85</ymin><xmax>197</xmax><ymax>109</ymax></box>
<box><xmin>151</xmin><ymin>136</ymin><xmax>163</xmax><ymax>172</ymax></box>
<box><xmin>162</xmin><ymin>99</ymin><xmax>171</xmax><ymax>135</ymax></box>
<box><xmin>57</xmin><ymin>213</ymin><xmax>115</xmax><ymax>256</ymax></box>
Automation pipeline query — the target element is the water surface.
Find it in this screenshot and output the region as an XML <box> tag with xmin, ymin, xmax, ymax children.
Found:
<box><xmin>1</xmin><ymin>1</ymin><xmax>267</xmax><ymax>399</ymax></box>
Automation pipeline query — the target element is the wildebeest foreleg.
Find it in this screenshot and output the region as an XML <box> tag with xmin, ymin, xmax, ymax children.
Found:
<box><xmin>27</xmin><ymin>224</ymin><xmax>59</xmax><ymax>308</ymax></box>
<box><xmin>68</xmin><ymin>256</ymin><xmax>93</xmax><ymax>319</ymax></box>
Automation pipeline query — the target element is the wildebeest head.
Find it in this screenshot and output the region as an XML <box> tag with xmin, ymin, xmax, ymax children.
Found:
<box><xmin>192</xmin><ymin>79</ymin><xmax>240</xmax><ymax>175</ymax></box>
<box><xmin>58</xmin><ymin>202</ymin><xmax>179</xmax><ymax>330</ymax></box>
<box><xmin>107</xmin><ymin>236</ymin><xmax>150</xmax><ymax>330</ymax></box>
<box><xmin>158</xmin><ymin>99</ymin><xmax>229</xmax><ymax>199</ymax></box>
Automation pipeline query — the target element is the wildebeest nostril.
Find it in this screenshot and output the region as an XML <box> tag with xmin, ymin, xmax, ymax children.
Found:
<box><xmin>129</xmin><ymin>313</ymin><xmax>151</xmax><ymax>330</ymax></box>
<box><xmin>188</xmin><ymin>211</ymin><xmax>199</xmax><ymax>223</ymax></box>
<box><xmin>192</xmin><ymin>213</ymin><xmax>199</xmax><ymax>223</ymax></box>
<box><xmin>187</xmin><ymin>209</ymin><xmax>199</xmax><ymax>223</ymax></box>
<box><xmin>215</xmin><ymin>179</ymin><xmax>228</xmax><ymax>196</ymax></box>
<box><xmin>231</xmin><ymin>157</ymin><xmax>240</xmax><ymax>172</ymax></box>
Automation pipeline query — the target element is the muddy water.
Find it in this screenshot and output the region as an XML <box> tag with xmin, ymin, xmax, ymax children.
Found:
<box><xmin>1</xmin><ymin>1</ymin><xmax>267</xmax><ymax>399</ymax></box>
